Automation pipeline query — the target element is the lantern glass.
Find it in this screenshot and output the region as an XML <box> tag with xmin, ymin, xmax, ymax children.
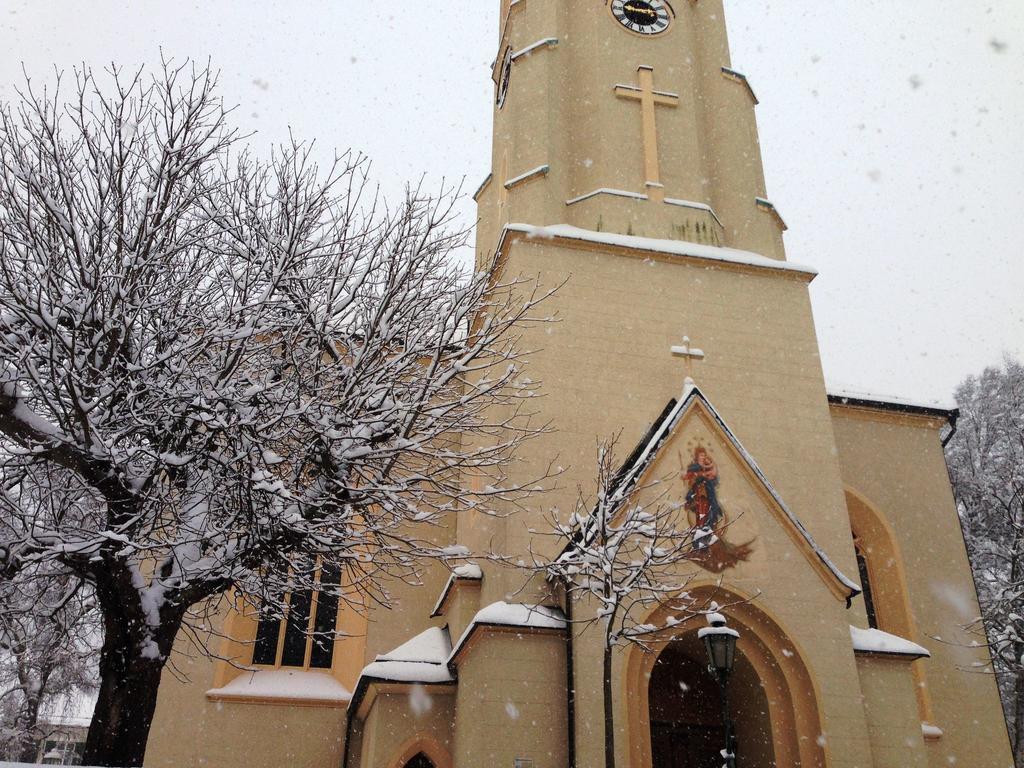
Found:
<box><xmin>703</xmin><ymin>631</ymin><xmax>737</xmax><ymax>675</ymax></box>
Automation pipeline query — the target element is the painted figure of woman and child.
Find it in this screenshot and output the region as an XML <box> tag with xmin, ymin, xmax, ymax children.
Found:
<box><xmin>682</xmin><ymin>446</ymin><xmax>754</xmax><ymax>571</ymax></box>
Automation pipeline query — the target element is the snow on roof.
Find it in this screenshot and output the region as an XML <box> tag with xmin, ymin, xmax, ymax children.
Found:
<box><xmin>471</xmin><ymin>601</ymin><xmax>566</xmax><ymax>630</ymax></box>
<box><xmin>37</xmin><ymin>692</ymin><xmax>96</xmax><ymax>728</ymax></box>
<box><xmin>358</xmin><ymin>659</ymin><xmax>456</xmax><ymax>685</ymax></box>
<box><xmin>206</xmin><ymin>669</ymin><xmax>352</xmax><ymax>703</ymax></box>
<box><xmin>430</xmin><ymin>563</ymin><xmax>484</xmax><ymax>617</ymax></box>
<box><xmin>449</xmin><ymin>601</ymin><xmax>567</xmax><ymax>663</ymax></box>
<box><xmin>377</xmin><ymin>626</ymin><xmax>451</xmax><ymax>664</ymax></box>
<box><xmin>357</xmin><ymin>626</ymin><xmax>456</xmax><ymax>687</ymax></box>
<box><xmin>453</xmin><ymin>563</ymin><xmax>483</xmax><ymax>580</ymax></box>
<box><xmin>503</xmin><ymin>223</ymin><xmax>817</xmax><ymax>277</ymax></box>
<box><xmin>827</xmin><ymin>386</ymin><xmax>956</xmax><ymax>415</ymax></box>
<box><xmin>578</xmin><ymin>385</ymin><xmax>861</xmax><ymax>600</ymax></box>
<box><xmin>849</xmin><ymin>626</ymin><xmax>931</xmax><ymax>658</ymax></box>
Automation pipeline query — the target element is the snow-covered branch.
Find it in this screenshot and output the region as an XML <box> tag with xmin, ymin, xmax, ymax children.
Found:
<box><xmin>946</xmin><ymin>357</ymin><xmax>1024</xmax><ymax>763</ymax></box>
<box><xmin>0</xmin><ymin>61</ymin><xmax>552</xmax><ymax>766</ymax></box>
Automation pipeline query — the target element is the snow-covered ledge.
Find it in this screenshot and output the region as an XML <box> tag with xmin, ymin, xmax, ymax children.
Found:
<box><xmin>849</xmin><ymin>625</ymin><xmax>931</xmax><ymax>659</ymax></box>
<box><xmin>449</xmin><ymin>601</ymin><xmax>567</xmax><ymax>664</ymax></box>
<box><xmin>206</xmin><ymin>668</ymin><xmax>351</xmax><ymax>707</ymax></box>
<box><xmin>501</xmin><ymin>223</ymin><xmax>816</xmax><ymax>278</ymax></box>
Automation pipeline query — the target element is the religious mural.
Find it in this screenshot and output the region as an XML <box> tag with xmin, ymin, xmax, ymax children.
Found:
<box><xmin>682</xmin><ymin>445</ymin><xmax>755</xmax><ymax>573</ymax></box>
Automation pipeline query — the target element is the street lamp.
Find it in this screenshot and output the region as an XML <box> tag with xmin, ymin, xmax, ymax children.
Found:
<box><xmin>698</xmin><ymin>605</ymin><xmax>740</xmax><ymax>768</ymax></box>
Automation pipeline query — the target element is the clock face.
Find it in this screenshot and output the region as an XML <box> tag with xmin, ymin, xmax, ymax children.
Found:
<box><xmin>610</xmin><ymin>0</ymin><xmax>672</xmax><ymax>35</ymax></box>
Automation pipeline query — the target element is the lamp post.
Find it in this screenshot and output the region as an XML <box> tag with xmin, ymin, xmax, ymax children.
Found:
<box><xmin>699</xmin><ymin>606</ymin><xmax>740</xmax><ymax>768</ymax></box>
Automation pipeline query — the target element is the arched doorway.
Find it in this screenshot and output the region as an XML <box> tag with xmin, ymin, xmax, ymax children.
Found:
<box><xmin>649</xmin><ymin>631</ymin><xmax>774</xmax><ymax>768</ymax></box>
<box><xmin>626</xmin><ymin>586</ymin><xmax>829</xmax><ymax>768</ymax></box>
<box><xmin>404</xmin><ymin>754</ymin><xmax>435</xmax><ymax>768</ymax></box>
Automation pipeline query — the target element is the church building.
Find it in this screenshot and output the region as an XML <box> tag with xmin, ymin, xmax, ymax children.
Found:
<box><xmin>145</xmin><ymin>2</ymin><xmax>1014</xmax><ymax>767</ymax></box>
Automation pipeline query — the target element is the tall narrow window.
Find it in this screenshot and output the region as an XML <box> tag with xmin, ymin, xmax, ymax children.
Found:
<box><xmin>310</xmin><ymin>564</ymin><xmax>342</xmax><ymax>669</ymax></box>
<box><xmin>853</xmin><ymin>534</ymin><xmax>879</xmax><ymax>629</ymax></box>
<box><xmin>252</xmin><ymin>593</ymin><xmax>284</xmax><ymax>666</ymax></box>
<box><xmin>280</xmin><ymin>588</ymin><xmax>314</xmax><ymax>667</ymax></box>
<box><xmin>251</xmin><ymin>568</ymin><xmax>342</xmax><ymax>670</ymax></box>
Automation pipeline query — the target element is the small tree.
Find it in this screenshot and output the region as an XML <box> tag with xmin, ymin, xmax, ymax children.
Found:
<box><xmin>538</xmin><ymin>439</ymin><xmax>710</xmax><ymax>768</ymax></box>
<box><xmin>0</xmin><ymin>62</ymin><xmax>550</xmax><ymax>766</ymax></box>
<box><xmin>945</xmin><ymin>357</ymin><xmax>1024</xmax><ymax>765</ymax></box>
<box><xmin>0</xmin><ymin>567</ymin><xmax>98</xmax><ymax>763</ymax></box>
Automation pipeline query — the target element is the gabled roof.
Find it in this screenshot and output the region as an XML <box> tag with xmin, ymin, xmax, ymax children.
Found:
<box><xmin>347</xmin><ymin>603</ymin><xmax>567</xmax><ymax>722</ymax></box>
<box><xmin>599</xmin><ymin>382</ymin><xmax>862</xmax><ymax>604</ymax></box>
<box><xmin>353</xmin><ymin>626</ymin><xmax>455</xmax><ymax>694</ymax></box>
<box><xmin>430</xmin><ymin>563</ymin><xmax>484</xmax><ymax>618</ymax></box>
<box><xmin>448</xmin><ymin>601</ymin><xmax>567</xmax><ymax>666</ymax></box>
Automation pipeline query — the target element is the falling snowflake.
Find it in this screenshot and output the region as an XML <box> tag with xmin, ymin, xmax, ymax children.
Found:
<box><xmin>409</xmin><ymin>683</ymin><xmax>433</xmax><ymax>716</ymax></box>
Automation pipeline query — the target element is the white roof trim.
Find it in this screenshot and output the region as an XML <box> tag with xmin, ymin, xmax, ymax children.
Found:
<box><xmin>595</xmin><ymin>385</ymin><xmax>861</xmax><ymax>599</ymax></box>
<box><xmin>664</xmin><ymin>197</ymin><xmax>725</xmax><ymax>228</ymax></box>
<box><xmin>502</xmin><ymin>223</ymin><xmax>817</xmax><ymax>277</ymax></box>
<box><xmin>505</xmin><ymin>164</ymin><xmax>549</xmax><ymax>190</ymax></box>
<box><xmin>827</xmin><ymin>386</ymin><xmax>956</xmax><ymax>414</ymax></box>
<box><xmin>512</xmin><ymin>37</ymin><xmax>558</xmax><ymax>61</ymax></box>
<box><xmin>565</xmin><ymin>188</ymin><xmax>649</xmax><ymax>206</ymax></box>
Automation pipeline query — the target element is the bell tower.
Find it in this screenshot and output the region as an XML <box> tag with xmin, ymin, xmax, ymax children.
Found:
<box><xmin>476</xmin><ymin>0</ymin><xmax>787</xmax><ymax>261</ymax></box>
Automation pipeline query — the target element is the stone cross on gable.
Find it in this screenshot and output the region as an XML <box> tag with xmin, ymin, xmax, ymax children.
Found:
<box><xmin>671</xmin><ymin>335</ymin><xmax>705</xmax><ymax>398</ymax></box>
<box><xmin>614</xmin><ymin>65</ymin><xmax>679</xmax><ymax>202</ymax></box>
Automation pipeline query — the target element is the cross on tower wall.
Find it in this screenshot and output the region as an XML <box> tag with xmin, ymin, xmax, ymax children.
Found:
<box><xmin>474</xmin><ymin>0</ymin><xmax>788</xmax><ymax>265</ymax></box>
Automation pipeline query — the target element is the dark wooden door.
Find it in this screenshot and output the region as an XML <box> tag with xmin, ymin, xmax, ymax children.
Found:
<box><xmin>651</xmin><ymin>722</ymin><xmax>727</xmax><ymax>768</ymax></box>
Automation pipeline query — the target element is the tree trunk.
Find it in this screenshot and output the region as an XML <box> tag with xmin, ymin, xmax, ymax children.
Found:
<box><xmin>1014</xmin><ymin>664</ymin><xmax>1024</xmax><ymax>768</ymax></box>
<box><xmin>83</xmin><ymin>623</ymin><xmax>176</xmax><ymax>767</ymax></box>
<box><xmin>15</xmin><ymin>692</ymin><xmax>41</xmax><ymax>764</ymax></box>
<box><xmin>603</xmin><ymin>642</ymin><xmax>615</xmax><ymax>768</ymax></box>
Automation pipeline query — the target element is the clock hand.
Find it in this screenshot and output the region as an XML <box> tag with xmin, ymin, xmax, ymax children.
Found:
<box><xmin>623</xmin><ymin>3</ymin><xmax>657</xmax><ymax>20</ymax></box>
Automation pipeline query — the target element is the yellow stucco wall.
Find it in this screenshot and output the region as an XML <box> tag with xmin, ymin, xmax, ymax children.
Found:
<box><xmin>855</xmin><ymin>655</ymin><xmax>929</xmax><ymax>768</ymax></box>
<box><xmin>452</xmin><ymin>630</ymin><xmax>568</xmax><ymax>768</ymax></box>
<box><xmin>144</xmin><ymin>638</ymin><xmax>349</xmax><ymax>768</ymax></box>
<box><xmin>355</xmin><ymin>688</ymin><xmax>456</xmax><ymax>768</ymax></box>
<box><xmin>144</xmin><ymin>596</ymin><xmax>365</xmax><ymax>767</ymax></box>
<box><xmin>831</xmin><ymin>404</ymin><xmax>1015</xmax><ymax>768</ymax></box>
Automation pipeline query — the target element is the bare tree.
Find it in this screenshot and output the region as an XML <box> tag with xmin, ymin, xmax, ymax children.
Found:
<box><xmin>946</xmin><ymin>357</ymin><xmax>1024</xmax><ymax>766</ymax></box>
<box><xmin>0</xmin><ymin>61</ymin><xmax>550</xmax><ymax>766</ymax></box>
<box><xmin>536</xmin><ymin>439</ymin><xmax>712</xmax><ymax>768</ymax></box>
<box><xmin>0</xmin><ymin>566</ymin><xmax>98</xmax><ymax>763</ymax></box>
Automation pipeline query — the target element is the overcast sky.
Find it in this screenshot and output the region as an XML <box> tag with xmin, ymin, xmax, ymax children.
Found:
<box><xmin>1</xmin><ymin>1</ymin><xmax>1021</xmax><ymax>405</ymax></box>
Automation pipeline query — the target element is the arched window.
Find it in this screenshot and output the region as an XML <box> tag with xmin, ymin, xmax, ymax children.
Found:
<box><xmin>404</xmin><ymin>754</ymin><xmax>435</xmax><ymax>768</ymax></box>
<box><xmin>846</xmin><ymin>489</ymin><xmax>939</xmax><ymax>731</ymax></box>
<box><xmin>852</xmin><ymin>533</ymin><xmax>879</xmax><ymax>629</ymax></box>
<box><xmin>846</xmin><ymin>491</ymin><xmax>915</xmax><ymax>638</ymax></box>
